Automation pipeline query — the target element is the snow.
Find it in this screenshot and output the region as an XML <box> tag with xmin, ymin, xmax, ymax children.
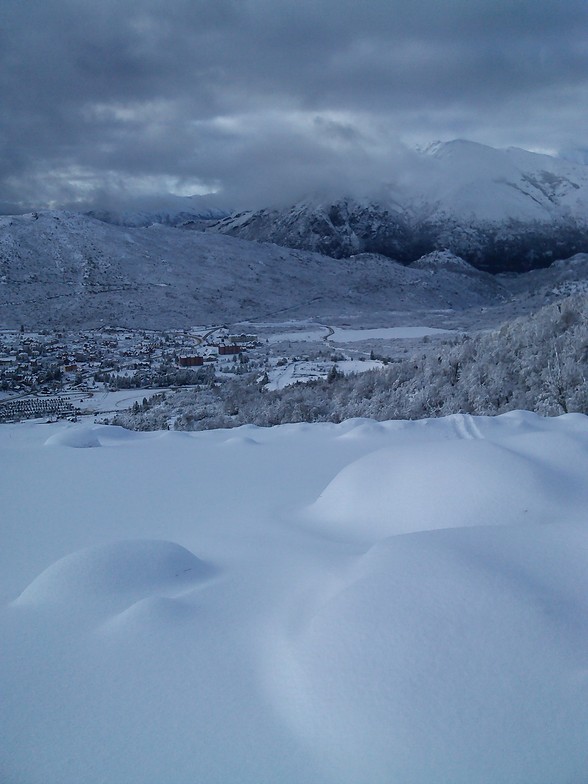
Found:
<box><xmin>2</xmin><ymin>412</ymin><xmax>588</xmax><ymax>783</ymax></box>
<box><xmin>266</xmin><ymin>360</ymin><xmax>324</xmax><ymax>389</ymax></box>
<box><xmin>329</xmin><ymin>325</ymin><xmax>453</xmax><ymax>342</ymax></box>
<box><xmin>209</xmin><ymin>142</ymin><xmax>588</xmax><ymax>270</ymax></box>
<box><xmin>267</xmin><ymin>327</ymin><xmax>328</xmax><ymax>343</ymax></box>
<box><xmin>423</xmin><ymin>139</ymin><xmax>588</xmax><ymax>221</ymax></box>
<box><xmin>305</xmin><ymin>433</ymin><xmax>585</xmax><ymax>540</ymax></box>
<box><xmin>15</xmin><ymin>539</ymin><xmax>213</xmax><ymax>613</ymax></box>
<box><xmin>336</xmin><ymin>358</ymin><xmax>382</xmax><ymax>374</ymax></box>
<box><xmin>265</xmin><ymin>358</ymin><xmax>382</xmax><ymax>390</ymax></box>
<box><xmin>75</xmin><ymin>388</ymin><xmax>168</xmax><ymax>413</ymax></box>
<box><xmin>260</xmin><ymin>321</ymin><xmax>455</xmax><ymax>351</ymax></box>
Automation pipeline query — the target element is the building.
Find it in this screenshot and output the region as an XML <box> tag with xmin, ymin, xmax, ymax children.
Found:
<box><xmin>178</xmin><ymin>355</ymin><xmax>204</xmax><ymax>367</ymax></box>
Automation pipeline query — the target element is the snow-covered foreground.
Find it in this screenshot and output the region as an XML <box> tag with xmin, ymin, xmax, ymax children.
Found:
<box><xmin>2</xmin><ymin>412</ymin><xmax>588</xmax><ymax>783</ymax></box>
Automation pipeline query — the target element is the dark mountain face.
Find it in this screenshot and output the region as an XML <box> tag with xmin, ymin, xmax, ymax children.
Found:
<box><xmin>206</xmin><ymin>201</ymin><xmax>421</xmax><ymax>261</ymax></box>
<box><xmin>420</xmin><ymin>216</ymin><xmax>588</xmax><ymax>273</ymax></box>
<box><xmin>206</xmin><ymin>198</ymin><xmax>588</xmax><ymax>274</ymax></box>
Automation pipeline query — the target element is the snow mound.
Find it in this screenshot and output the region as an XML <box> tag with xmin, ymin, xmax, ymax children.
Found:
<box><xmin>305</xmin><ymin>439</ymin><xmax>572</xmax><ymax>541</ymax></box>
<box><xmin>104</xmin><ymin>595</ymin><xmax>198</xmax><ymax>633</ymax></box>
<box><xmin>44</xmin><ymin>424</ymin><xmax>144</xmax><ymax>448</ymax></box>
<box><xmin>44</xmin><ymin>426</ymin><xmax>102</xmax><ymax>448</ymax></box>
<box><xmin>221</xmin><ymin>435</ymin><xmax>260</xmax><ymax>447</ymax></box>
<box><xmin>410</xmin><ymin>249</ymin><xmax>477</xmax><ymax>273</ymax></box>
<box><xmin>2</xmin><ymin>415</ymin><xmax>588</xmax><ymax>783</ymax></box>
<box><xmin>14</xmin><ymin>540</ymin><xmax>214</xmax><ymax>612</ymax></box>
<box><xmin>335</xmin><ymin>419</ymin><xmax>389</xmax><ymax>440</ymax></box>
<box><xmin>277</xmin><ymin>522</ymin><xmax>588</xmax><ymax>784</ymax></box>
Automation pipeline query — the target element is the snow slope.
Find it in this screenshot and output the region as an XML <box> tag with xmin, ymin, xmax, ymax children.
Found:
<box><xmin>2</xmin><ymin>412</ymin><xmax>588</xmax><ymax>783</ymax></box>
<box><xmin>422</xmin><ymin>139</ymin><xmax>588</xmax><ymax>221</ymax></box>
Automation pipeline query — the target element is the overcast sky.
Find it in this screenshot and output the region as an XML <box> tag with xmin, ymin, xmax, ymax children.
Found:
<box><xmin>2</xmin><ymin>0</ymin><xmax>588</xmax><ymax>213</ymax></box>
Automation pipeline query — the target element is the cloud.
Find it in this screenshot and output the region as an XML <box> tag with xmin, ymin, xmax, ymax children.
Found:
<box><xmin>2</xmin><ymin>0</ymin><xmax>588</xmax><ymax>211</ymax></box>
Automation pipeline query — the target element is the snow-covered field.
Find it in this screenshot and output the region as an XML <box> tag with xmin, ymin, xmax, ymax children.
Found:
<box><xmin>2</xmin><ymin>413</ymin><xmax>588</xmax><ymax>783</ymax></box>
<box><xmin>266</xmin><ymin>325</ymin><xmax>454</xmax><ymax>344</ymax></box>
<box><xmin>328</xmin><ymin>325</ymin><xmax>454</xmax><ymax>342</ymax></box>
<box><xmin>265</xmin><ymin>358</ymin><xmax>384</xmax><ymax>390</ymax></box>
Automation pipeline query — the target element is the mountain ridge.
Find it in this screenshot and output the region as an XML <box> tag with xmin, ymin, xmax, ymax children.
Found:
<box><xmin>204</xmin><ymin>141</ymin><xmax>588</xmax><ymax>272</ymax></box>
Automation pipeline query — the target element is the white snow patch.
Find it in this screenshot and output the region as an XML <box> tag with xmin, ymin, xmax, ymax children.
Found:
<box><xmin>44</xmin><ymin>425</ymin><xmax>102</xmax><ymax>448</ymax></box>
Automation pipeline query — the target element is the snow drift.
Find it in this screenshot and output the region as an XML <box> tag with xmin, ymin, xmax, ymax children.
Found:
<box><xmin>1</xmin><ymin>412</ymin><xmax>588</xmax><ymax>783</ymax></box>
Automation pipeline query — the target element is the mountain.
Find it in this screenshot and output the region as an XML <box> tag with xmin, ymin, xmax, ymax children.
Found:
<box><xmin>87</xmin><ymin>206</ymin><xmax>227</xmax><ymax>229</ymax></box>
<box><xmin>0</xmin><ymin>210</ymin><xmax>509</xmax><ymax>330</ymax></box>
<box><xmin>86</xmin><ymin>194</ymin><xmax>229</xmax><ymax>228</ymax></box>
<box><xmin>205</xmin><ymin>141</ymin><xmax>588</xmax><ymax>273</ymax></box>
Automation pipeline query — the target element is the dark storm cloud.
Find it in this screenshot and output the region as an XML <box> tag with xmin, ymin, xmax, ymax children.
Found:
<box><xmin>2</xmin><ymin>0</ymin><xmax>588</xmax><ymax>211</ymax></box>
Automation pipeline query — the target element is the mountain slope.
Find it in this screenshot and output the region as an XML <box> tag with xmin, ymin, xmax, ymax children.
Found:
<box><xmin>0</xmin><ymin>211</ymin><xmax>508</xmax><ymax>330</ymax></box>
<box><xmin>421</xmin><ymin>140</ymin><xmax>588</xmax><ymax>221</ymax></box>
<box><xmin>206</xmin><ymin>141</ymin><xmax>588</xmax><ymax>272</ymax></box>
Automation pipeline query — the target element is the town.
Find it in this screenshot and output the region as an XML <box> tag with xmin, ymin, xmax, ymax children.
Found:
<box><xmin>0</xmin><ymin>322</ymin><xmax>390</xmax><ymax>423</ymax></box>
<box><xmin>0</xmin><ymin>326</ymin><xmax>264</xmax><ymax>422</ymax></box>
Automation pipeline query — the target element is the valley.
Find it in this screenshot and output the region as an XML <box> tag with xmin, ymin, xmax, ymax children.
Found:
<box><xmin>0</xmin><ymin>318</ymin><xmax>459</xmax><ymax>423</ymax></box>
<box><xmin>1</xmin><ymin>199</ymin><xmax>587</xmax><ymax>426</ymax></box>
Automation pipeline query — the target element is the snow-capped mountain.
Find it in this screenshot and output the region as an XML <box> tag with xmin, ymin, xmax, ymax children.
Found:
<box><xmin>86</xmin><ymin>194</ymin><xmax>229</xmax><ymax>228</ymax></box>
<box><xmin>206</xmin><ymin>141</ymin><xmax>588</xmax><ymax>272</ymax></box>
<box><xmin>421</xmin><ymin>140</ymin><xmax>588</xmax><ymax>221</ymax></box>
<box><xmin>0</xmin><ymin>210</ymin><xmax>509</xmax><ymax>330</ymax></box>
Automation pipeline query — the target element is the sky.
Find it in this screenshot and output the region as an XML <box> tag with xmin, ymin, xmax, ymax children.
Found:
<box><xmin>1</xmin><ymin>0</ymin><xmax>588</xmax><ymax>213</ymax></box>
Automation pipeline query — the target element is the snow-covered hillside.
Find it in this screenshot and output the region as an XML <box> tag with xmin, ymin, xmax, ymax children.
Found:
<box><xmin>0</xmin><ymin>210</ymin><xmax>509</xmax><ymax>329</ymax></box>
<box><xmin>2</xmin><ymin>412</ymin><xmax>588</xmax><ymax>783</ymax></box>
<box><xmin>207</xmin><ymin>141</ymin><xmax>588</xmax><ymax>271</ymax></box>
<box><xmin>500</xmin><ymin>252</ymin><xmax>588</xmax><ymax>306</ymax></box>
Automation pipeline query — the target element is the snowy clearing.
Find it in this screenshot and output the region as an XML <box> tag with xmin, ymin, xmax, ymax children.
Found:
<box><xmin>266</xmin><ymin>327</ymin><xmax>329</xmax><ymax>343</ymax></box>
<box><xmin>1</xmin><ymin>412</ymin><xmax>588</xmax><ymax>783</ymax></box>
<box><xmin>328</xmin><ymin>325</ymin><xmax>454</xmax><ymax>341</ymax></box>
<box><xmin>75</xmin><ymin>388</ymin><xmax>168</xmax><ymax>413</ymax></box>
<box><xmin>265</xmin><ymin>358</ymin><xmax>382</xmax><ymax>391</ymax></box>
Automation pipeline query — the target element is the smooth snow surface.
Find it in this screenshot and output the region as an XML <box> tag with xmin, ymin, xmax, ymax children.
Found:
<box><xmin>329</xmin><ymin>325</ymin><xmax>453</xmax><ymax>341</ymax></box>
<box><xmin>2</xmin><ymin>413</ymin><xmax>588</xmax><ymax>783</ymax></box>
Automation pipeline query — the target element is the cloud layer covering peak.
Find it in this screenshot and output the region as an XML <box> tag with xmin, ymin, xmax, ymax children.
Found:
<box><xmin>2</xmin><ymin>0</ymin><xmax>588</xmax><ymax>212</ymax></box>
